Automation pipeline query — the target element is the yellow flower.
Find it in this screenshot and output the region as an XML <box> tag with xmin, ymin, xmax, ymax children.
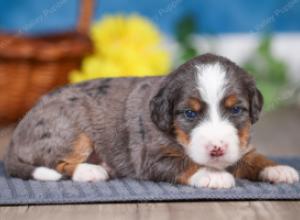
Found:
<box><xmin>70</xmin><ymin>14</ymin><xmax>171</xmax><ymax>83</ymax></box>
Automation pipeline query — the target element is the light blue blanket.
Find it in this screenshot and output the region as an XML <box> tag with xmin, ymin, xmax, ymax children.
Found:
<box><xmin>1</xmin><ymin>158</ymin><xmax>300</xmax><ymax>205</ymax></box>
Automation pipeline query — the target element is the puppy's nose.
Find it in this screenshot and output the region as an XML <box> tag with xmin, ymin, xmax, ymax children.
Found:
<box><xmin>209</xmin><ymin>144</ymin><xmax>227</xmax><ymax>157</ymax></box>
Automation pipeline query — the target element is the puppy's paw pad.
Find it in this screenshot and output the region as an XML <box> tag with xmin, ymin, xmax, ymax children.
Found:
<box><xmin>259</xmin><ymin>165</ymin><xmax>299</xmax><ymax>184</ymax></box>
<box><xmin>72</xmin><ymin>163</ymin><xmax>109</xmax><ymax>182</ymax></box>
<box><xmin>189</xmin><ymin>168</ymin><xmax>235</xmax><ymax>189</ymax></box>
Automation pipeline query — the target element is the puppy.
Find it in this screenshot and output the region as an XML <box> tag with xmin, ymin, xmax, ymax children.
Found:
<box><xmin>4</xmin><ymin>54</ymin><xmax>299</xmax><ymax>188</ymax></box>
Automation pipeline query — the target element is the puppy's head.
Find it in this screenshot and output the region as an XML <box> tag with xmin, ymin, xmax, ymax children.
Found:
<box><xmin>150</xmin><ymin>54</ymin><xmax>263</xmax><ymax>169</ymax></box>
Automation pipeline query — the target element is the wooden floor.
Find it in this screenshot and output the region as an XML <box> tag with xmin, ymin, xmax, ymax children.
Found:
<box><xmin>1</xmin><ymin>202</ymin><xmax>300</xmax><ymax>220</ymax></box>
<box><xmin>0</xmin><ymin>106</ymin><xmax>300</xmax><ymax>220</ymax></box>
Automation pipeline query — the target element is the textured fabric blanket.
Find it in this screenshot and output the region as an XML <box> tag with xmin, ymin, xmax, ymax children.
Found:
<box><xmin>1</xmin><ymin>158</ymin><xmax>300</xmax><ymax>205</ymax></box>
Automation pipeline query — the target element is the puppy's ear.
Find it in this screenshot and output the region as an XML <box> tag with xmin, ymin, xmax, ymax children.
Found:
<box><xmin>150</xmin><ymin>76</ymin><xmax>181</xmax><ymax>133</ymax></box>
<box><xmin>248</xmin><ymin>80</ymin><xmax>264</xmax><ymax>124</ymax></box>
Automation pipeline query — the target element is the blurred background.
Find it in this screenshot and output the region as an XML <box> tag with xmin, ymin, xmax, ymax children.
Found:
<box><xmin>0</xmin><ymin>0</ymin><xmax>299</xmax><ymax>157</ymax></box>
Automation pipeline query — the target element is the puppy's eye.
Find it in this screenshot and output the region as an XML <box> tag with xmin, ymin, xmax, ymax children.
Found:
<box><xmin>183</xmin><ymin>110</ymin><xmax>198</xmax><ymax>120</ymax></box>
<box><xmin>230</xmin><ymin>106</ymin><xmax>243</xmax><ymax>115</ymax></box>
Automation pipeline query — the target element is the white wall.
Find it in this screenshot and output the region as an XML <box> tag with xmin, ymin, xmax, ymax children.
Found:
<box><xmin>191</xmin><ymin>33</ymin><xmax>300</xmax><ymax>84</ymax></box>
<box><xmin>164</xmin><ymin>34</ymin><xmax>300</xmax><ymax>105</ymax></box>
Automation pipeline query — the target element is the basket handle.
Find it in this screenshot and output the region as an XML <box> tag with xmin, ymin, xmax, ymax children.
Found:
<box><xmin>77</xmin><ymin>0</ymin><xmax>95</xmax><ymax>34</ymax></box>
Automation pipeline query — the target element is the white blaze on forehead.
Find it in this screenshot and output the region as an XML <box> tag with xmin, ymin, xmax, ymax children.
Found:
<box><xmin>196</xmin><ymin>63</ymin><xmax>228</xmax><ymax>121</ymax></box>
<box><xmin>186</xmin><ymin>62</ymin><xmax>240</xmax><ymax>169</ymax></box>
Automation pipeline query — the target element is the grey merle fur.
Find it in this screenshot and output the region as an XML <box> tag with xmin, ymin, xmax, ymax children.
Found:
<box><xmin>4</xmin><ymin>53</ymin><xmax>263</xmax><ymax>182</ymax></box>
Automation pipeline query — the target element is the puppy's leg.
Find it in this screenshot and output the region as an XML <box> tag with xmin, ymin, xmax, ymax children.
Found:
<box><xmin>55</xmin><ymin>133</ymin><xmax>109</xmax><ymax>182</ymax></box>
<box><xmin>71</xmin><ymin>163</ymin><xmax>109</xmax><ymax>182</ymax></box>
<box><xmin>231</xmin><ymin>150</ymin><xmax>299</xmax><ymax>184</ymax></box>
<box><xmin>146</xmin><ymin>147</ymin><xmax>235</xmax><ymax>189</ymax></box>
<box><xmin>178</xmin><ymin>163</ymin><xmax>235</xmax><ymax>189</ymax></box>
<box><xmin>33</xmin><ymin>132</ymin><xmax>108</xmax><ymax>182</ymax></box>
<box><xmin>5</xmin><ymin>97</ymin><xmax>109</xmax><ymax>182</ymax></box>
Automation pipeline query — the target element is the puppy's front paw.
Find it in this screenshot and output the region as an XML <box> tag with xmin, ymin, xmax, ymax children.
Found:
<box><xmin>259</xmin><ymin>165</ymin><xmax>299</xmax><ymax>184</ymax></box>
<box><xmin>188</xmin><ymin>168</ymin><xmax>235</xmax><ymax>189</ymax></box>
<box><xmin>72</xmin><ymin>163</ymin><xmax>109</xmax><ymax>182</ymax></box>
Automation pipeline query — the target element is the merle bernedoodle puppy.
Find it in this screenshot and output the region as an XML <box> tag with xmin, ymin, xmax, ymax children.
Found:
<box><xmin>4</xmin><ymin>54</ymin><xmax>299</xmax><ymax>188</ymax></box>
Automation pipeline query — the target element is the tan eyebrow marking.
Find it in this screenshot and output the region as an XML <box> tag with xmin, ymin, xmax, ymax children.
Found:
<box><xmin>224</xmin><ymin>95</ymin><xmax>238</xmax><ymax>108</ymax></box>
<box><xmin>188</xmin><ymin>97</ymin><xmax>202</xmax><ymax>111</ymax></box>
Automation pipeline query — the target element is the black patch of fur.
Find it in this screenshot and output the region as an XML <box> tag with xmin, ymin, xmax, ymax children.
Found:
<box><xmin>36</xmin><ymin>120</ymin><xmax>45</xmax><ymax>126</ymax></box>
<box><xmin>140</xmin><ymin>84</ymin><xmax>149</xmax><ymax>90</ymax></box>
<box><xmin>138</xmin><ymin>116</ymin><xmax>145</xmax><ymax>140</ymax></box>
<box><xmin>69</xmin><ymin>97</ymin><xmax>79</xmax><ymax>102</ymax></box>
<box><xmin>248</xmin><ymin>86</ymin><xmax>264</xmax><ymax>124</ymax></box>
<box><xmin>41</xmin><ymin>132</ymin><xmax>51</xmax><ymax>139</ymax></box>
<box><xmin>97</xmin><ymin>79</ymin><xmax>112</xmax><ymax>95</ymax></box>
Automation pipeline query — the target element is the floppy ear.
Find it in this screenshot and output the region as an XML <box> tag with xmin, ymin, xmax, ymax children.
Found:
<box><xmin>248</xmin><ymin>82</ymin><xmax>264</xmax><ymax>124</ymax></box>
<box><xmin>150</xmin><ymin>77</ymin><xmax>181</xmax><ymax>133</ymax></box>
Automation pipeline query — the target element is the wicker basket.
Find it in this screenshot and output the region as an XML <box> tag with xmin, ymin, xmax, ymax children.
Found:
<box><xmin>0</xmin><ymin>0</ymin><xmax>95</xmax><ymax>125</ymax></box>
